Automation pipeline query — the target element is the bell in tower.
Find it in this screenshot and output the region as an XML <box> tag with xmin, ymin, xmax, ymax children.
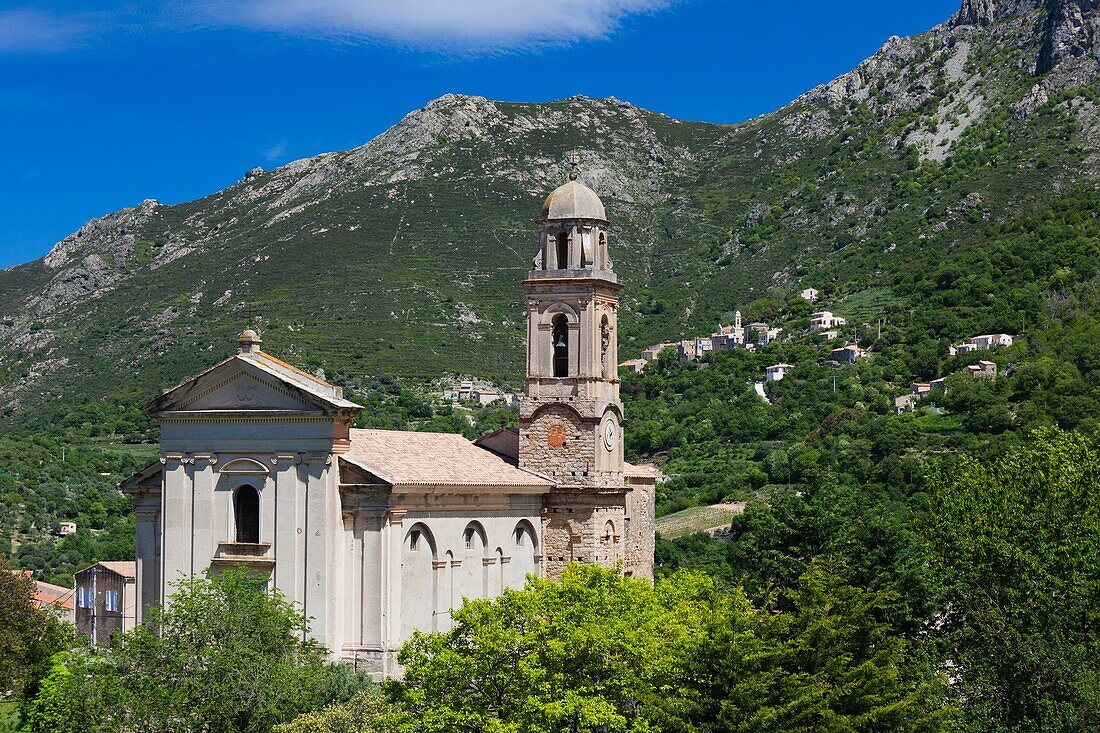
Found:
<box><xmin>519</xmin><ymin>168</ymin><xmax>634</xmax><ymax>580</ymax></box>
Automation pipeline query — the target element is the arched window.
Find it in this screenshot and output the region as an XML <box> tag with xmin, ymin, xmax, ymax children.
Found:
<box><xmin>556</xmin><ymin>231</ymin><xmax>569</xmax><ymax>269</ymax></box>
<box><xmin>599</xmin><ymin>231</ymin><xmax>607</xmax><ymax>268</ymax></box>
<box><xmin>234</xmin><ymin>485</ymin><xmax>260</xmax><ymax>544</ymax></box>
<box><xmin>552</xmin><ymin>314</ymin><xmax>569</xmax><ymax>378</ymax></box>
<box><xmin>603</xmin><ymin>521</ymin><xmax>615</xmax><ymax>542</ymax></box>
<box><xmin>463</xmin><ymin>522</ymin><xmax>486</xmax><ymax>553</ymax></box>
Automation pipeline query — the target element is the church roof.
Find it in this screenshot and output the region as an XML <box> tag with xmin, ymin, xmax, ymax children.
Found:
<box><xmin>143</xmin><ymin>343</ymin><xmax>361</xmax><ymax>416</ymax></box>
<box><xmin>343</xmin><ymin>429</ymin><xmax>552</xmax><ymax>490</ymax></box>
<box><xmin>248</xmin><ymin>351</ymin><xmax>359</xmax><ymax>408</ymax></box>
<box><xmin>541</xmin><ymin>175</ymin><xmax>607</xmax><ymax>221</ymax></box>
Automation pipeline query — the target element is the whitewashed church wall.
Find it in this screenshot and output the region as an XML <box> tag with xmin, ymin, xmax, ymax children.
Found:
<box><xmin>161</xmin><ymin>460</ymin><xmax>193</xmax><ymax>595</ymax></box>
<box><xmin>389</xmin><ymin>502</ymin><xmax>543</xmax><ymax>642</ymax></box>
<box><xmin>400</xmin><ymin>523</ymin><xmax>436</xmax><ymax>641</ymax></box>
<box><xmin>272</xmin><ymin>458</ymin><xmax>300</xmax><ymax>606</ymax></box>
<box><xmin>154</xmin><ymin>416</ymin><xmax>346</xmax><ymax>654</ymax></box>
<box><xmin>133</xmin><ymin>497</ymin><xmax>160</xmax><ymax>623</ymax></box>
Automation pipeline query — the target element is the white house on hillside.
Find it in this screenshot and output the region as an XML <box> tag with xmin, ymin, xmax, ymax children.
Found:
<box><xmin>766</xmin><ymin>364</ymin><xmax>794</xmax><ymax>382</ymax></box>
<box><xmin>810</xmin><ymin>311</ymin><xmax>847</xmax><ymax>332</ymax></box>
<box><xmin>951</xmin><ymin>334</ymin><xmax>1015</xmax><ymax>355</ymax></box>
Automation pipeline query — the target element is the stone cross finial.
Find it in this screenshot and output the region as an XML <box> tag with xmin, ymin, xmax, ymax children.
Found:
<box><xmin>566</xmin><ymin>149</ymin><xmax>579</xmax><ymax>180</ymax></box>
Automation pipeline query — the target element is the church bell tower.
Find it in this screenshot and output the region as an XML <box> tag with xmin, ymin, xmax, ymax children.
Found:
<box><xmin>519</xmin><ymin>170</ymin><xmax>628</xmax><ymax>578</ymax></box>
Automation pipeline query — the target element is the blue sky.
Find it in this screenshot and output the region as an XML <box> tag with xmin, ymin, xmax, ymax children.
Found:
<box><xmin>0</xmin><ymin>0</ymin><xmax>959</xmax><ymax>270</ymax></box>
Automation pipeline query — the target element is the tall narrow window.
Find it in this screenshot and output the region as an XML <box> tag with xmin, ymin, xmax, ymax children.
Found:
<box><xmin>235</xmin><ymin>485</ymin><xmax>260</xmax><ymax>544</ymax></box>
<box><xmin>556</xmin><ymin>231</ymin><xmax>569</xmax><ymax>269</ymax></box>
<box><xmin>599</xmin><ymin>232</ymin><xmax>607</xmax><ymax>268</ymax></box>
<box><xmin>601</xmin><ymin>316</ymin><xmax>611</xmax><ymax>379</ymax></box>
<box><xmin>552</xmin><ymin>315</ymin><xmax>569</xmax><ymax>378</ymax></box>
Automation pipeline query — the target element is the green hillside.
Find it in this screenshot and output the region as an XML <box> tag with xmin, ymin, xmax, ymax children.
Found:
<box><xmin>1</xmin><ymin>2</ymin><xmax>1097</xmax><ymax>419</ymax></box>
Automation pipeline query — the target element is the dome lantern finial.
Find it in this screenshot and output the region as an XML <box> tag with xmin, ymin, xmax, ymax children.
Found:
<box><xmin>569</xmin><ymin>169</ymin><xmax>578</xmax><ymax>181</ymax></box>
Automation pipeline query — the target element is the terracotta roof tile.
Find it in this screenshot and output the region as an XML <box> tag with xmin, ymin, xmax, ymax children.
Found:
<box><xmin>33</xmin><ymin>580</ymin><xmax>75</xmax><ymax>610</ymax></box>
<box><xmin>625</xmin><ymin>463</ymin><xmax>664</xmax><ymax>480</ymax></box>
<box><xmin>97</xmin><ymin>561</ymin><xmax>136</xmax><ymax>579</ymax></box>
<box><xmin>345</xmin><ymin>429</ymin><xmax>552</xmax><ymax>489</ymax></box>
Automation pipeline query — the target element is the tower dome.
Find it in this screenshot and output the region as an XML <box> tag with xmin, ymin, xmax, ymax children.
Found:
<box><xmin>540</xmin><ymin>172</ymin><xmax>606</xmax><ymax>221</ymax></box>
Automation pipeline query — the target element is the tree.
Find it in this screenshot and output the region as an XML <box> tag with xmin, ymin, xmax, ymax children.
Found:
<box><xmin>926</xmin><ymin>428</ymin><xmax>1100</xmax><ymax>732</ymax></box>
<box><xmin>283</xmin><ymin>564</ymin><xmax>949</xmax><ymax>733</ymax></box>
<box><xmin>0</xmin><ymin>557</ymin><xmax>70</xmax><ymax>704</ymax></box>
<box><xmin>23</xmin><ymin>569</ymin><xmax>368</xmax><ymax>733</ymax></box>
<box><xmin>273</xmin><ymin>690</ymin><xmax>395</xmax><ymax>733</ymax></box>
<box><xmin>388</xmin><ymin>565</ymin><xmax>715</xmax><ymax>732</ymax></box>
<box><xmin>687</xmin><ymin>561</ymin><xmax>951</xmax><ymax>732</ymax></box>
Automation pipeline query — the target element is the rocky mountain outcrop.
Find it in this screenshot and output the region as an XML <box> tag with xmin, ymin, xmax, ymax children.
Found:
<box><xmin>3</xmin><ymin>0</ymin><xmax>1100</xmax><ymax>414</ymax></box>
<box><xmin>953</xmin><ymin>0</ymin><xmax>999</xmax><ymax>26</ymax></box>
<box><xmin>1039</xmin><ymin>0</ymin><xmax>1100</xmax><ymax>73</ymax></box>
<box><xmin>36</xmin><ymin>199</ymin><xmax>162</xmax><ymax>316</ymax></box>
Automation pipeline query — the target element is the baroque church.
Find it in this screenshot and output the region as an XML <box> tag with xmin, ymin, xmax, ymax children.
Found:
<box><xmin>122</xmin><ymin>173</ymin><xmax>659</xmax><ymax>677</ymax></box>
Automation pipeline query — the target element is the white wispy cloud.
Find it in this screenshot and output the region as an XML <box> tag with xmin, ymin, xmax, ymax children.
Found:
<box><xmin>263</xmin><ymin>141</ymin><xmax>289</xmax><ymax>161</ymax></box>
<box><xmin>0</xmin><ymin>7</ymin><xmax>100</xmax><ymax>53</ymax></box>
<box><xmin>0</xmin><ymin>1</ymin><xmax>675</xmax><ymax>56</ymax></box>
<box><xmin>195</xmin><ymin>0</ymin><xmax>676</xmax><ymax>52</ymax></box>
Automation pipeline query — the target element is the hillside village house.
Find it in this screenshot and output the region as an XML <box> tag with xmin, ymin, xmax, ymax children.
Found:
<box><xmin>442</xmin><ymin>379</ymin><xmax>520</xmax><ymax>407</ymax></box>
<box><xmin>950</xmin><ymin>334</ymin><xmax>1015</xmax><ymax>355</ymax></box>
<box><xmin>756</xmin><ymin>326</ymin><xmax>783</xmax><ymax>346</ymax></box>
<box><xmin>619</xmin><ymin>358</ymin><xmax>647</xmax><ymax>374</ymax></box>
<box><xmin>894</xmin><ymin>379</ymin><xmax>946</xmax><ymax>414</ymax></box>
<box><xmin>679</xmin><ymin>337</ymin><xmax>714</xmax><ymax>360</ymax></box>
<box><xmin>831</xmin><ymin>344</ymin><xmax>867</xmax><ymax>363</ymax></box>
<box><xmin>799</xmin><ymin>288</ymin><xmax>819</xmax><ymax>302</ymax></box>
<box><xmin>641</xmin><ymin>342</ymin><xmax>677</xmax><ymax>361</ymax></box>
<box><xmin>964</xmin><ymin>360</ymin><xmax>998</xmax><ymax>378</ymax></box>
<box><xmin>58</xmin><ymin>521</ymin><xmax>77</xmax><ymax>536</ymax></box>
<box><xmin>766</xmin><ymin>364</ymin><xmax>794</xmax><ymax>382</ymax></box>
<box><xmin>121</xmin><ymin>173</ymin><xmax>660</xmax><ymax>678</ymax></box>
<box><xmin>12</xmin><ymin>571</ymin><xmax>75</xmax><ymax>623</ymax></box>
<box><xmin>810</xmin><ymin>311</ymin><xmax>847</xmax><ymax>332</ymax></box>
<box><xmin>75</xmin><ymin>561</ymin><xmax>136</xmax><ymax>646</ymax></box>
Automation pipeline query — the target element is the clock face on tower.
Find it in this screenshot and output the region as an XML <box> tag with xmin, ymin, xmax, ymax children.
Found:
<box><xmin>603</xmin><ymin>419</ymin><xmax>617</xmax><ymax>451</ymax></box>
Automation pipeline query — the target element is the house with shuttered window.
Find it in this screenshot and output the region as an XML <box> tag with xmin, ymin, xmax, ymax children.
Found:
<box><xmin>74</xmin><ymin>561</ymin><xmax>136</xmax><ymax>646</ymax></box>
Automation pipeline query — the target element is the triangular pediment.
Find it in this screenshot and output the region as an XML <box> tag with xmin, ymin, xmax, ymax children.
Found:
<box><xmin>182</xmin><ymin>372</ymin><xmax>316</xmax><ymax>412</ymax></box>
<box><xmin>145</xmin><ymin>356</ymin><xmax>337</xmax><ymax>415</ymax></box>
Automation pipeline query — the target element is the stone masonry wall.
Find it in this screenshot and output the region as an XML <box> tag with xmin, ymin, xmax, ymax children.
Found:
<box><xmin>623</xmin><ymin>483</ymin><xmax>655</xmax><ymax>579</ymax></box>
<box><xmin>541</xmin><ymin>491</ymin><xmax>628</xmax><ymax>580</ymax></box>
<box><xmin>520</xmin><ymin>404</ymin><xmax>596</xmax><ymax>487</ymax></box>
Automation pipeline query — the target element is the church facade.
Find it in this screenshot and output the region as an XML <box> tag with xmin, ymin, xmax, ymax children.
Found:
<box><xmin>122</xmin><ymin>174</ymin><xmax>658</xmax><ymax>677</ymax></box>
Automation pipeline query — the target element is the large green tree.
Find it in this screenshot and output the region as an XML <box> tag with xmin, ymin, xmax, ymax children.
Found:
<box><xmin>22</xmin><ymin>569</ymin><xmax>368</xmax><ymax>733</ymax></box>
<box><xmin>280</xmin><ymin>564</ymin><xmax>949</xmax><ymax>733</ymax></box>
<box><xmin>0</xmin><ymin>557</ymin><xmax>70</xmax><ymax>705</ymax></box>
<box><xmin>389</xmin><ymin>565</ymin><xmax>713</xmax><ymax>732</ymax></box>
<box><xmin>926</xmin><ymin>428</ymin><xmax>1100</xmax><ymax>732</ymax></box>
<box><xmin>686</xmin><ymin>562</ymin><xmax>950</xmax><ymax>732</ymax></box>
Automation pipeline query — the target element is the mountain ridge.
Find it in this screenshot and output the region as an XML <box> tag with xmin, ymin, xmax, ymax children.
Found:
<box><xmin>3</xmin><ymin>0</ymin><xmax>1100</xmax><ymax>416</ymax></box>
